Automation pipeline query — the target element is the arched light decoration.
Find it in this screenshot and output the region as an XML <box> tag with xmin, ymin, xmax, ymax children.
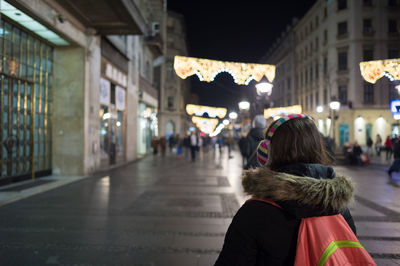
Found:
<box><xmin>186</xmin><ymin>104</ymin><xmax>227</xmax><ymax>119</ymax></box>
<box><xmin>174</xmin><ymin>56</ymin><xmax>276</xmax><ymax>85</ymax></box>
<box><xmin>192</xmin><ymin>116</ymin><xmax>219</xmax><ymax>135</ymax></box>
<box><xmin>264</xmin><ymin>105</ymin><xmax>302</xmax><ymax>118</ymax></box>
<box><xmin>360</xmin><ymin>58</ymin><xmax>400</xmax><ymax>84</ymax></box>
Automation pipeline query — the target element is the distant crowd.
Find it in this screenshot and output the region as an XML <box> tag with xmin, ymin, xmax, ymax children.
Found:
<box><xmin>150</xmin><ymin>131</ymin><xmax>235</xmax><ymax>162</ymax></box>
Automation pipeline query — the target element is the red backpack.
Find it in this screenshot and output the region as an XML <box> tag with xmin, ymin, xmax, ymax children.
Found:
<box><xmin>247</xmin><ymin>198</ymin><xmax>376</xmax><ymax>266</ymax></box>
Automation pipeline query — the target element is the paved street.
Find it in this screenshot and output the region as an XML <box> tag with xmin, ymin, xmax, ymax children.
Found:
<box><xmin>1</xmin><ymin>148</ymin><xmax>400</xmax><ymax>266</ymax></box>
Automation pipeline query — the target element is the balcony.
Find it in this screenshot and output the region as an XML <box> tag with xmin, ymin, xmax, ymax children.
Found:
<box><xmin>145</xmin><ymin>33</ymin><xmax>164</xmax><ymax>56</ymax></box>
<box><xmin>139</xmin><ymin>75</ymin><xmax>158</xmax><ymax>100</ymax></box>
<box><xmin>54</xmin><ymin>0</ymin><xmax>147</xmax><ymax>35</ymax></box>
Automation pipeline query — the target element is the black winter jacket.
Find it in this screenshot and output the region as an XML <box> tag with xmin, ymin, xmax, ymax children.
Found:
<box><xmin>244</xmin><ymin>127</ymin><xmax>265</xmax><ymax>169</ymax></box>
<box><xmin>214</xmin><ymin>163</ymin><xmax>356</xmax><ymax>266</ymax></box>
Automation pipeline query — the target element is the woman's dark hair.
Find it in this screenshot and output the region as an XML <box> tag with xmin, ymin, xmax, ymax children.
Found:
<box><xmin>266</xmin><ymin>117</ymin><xmax>333</xmax><ymax>171</ymax></box>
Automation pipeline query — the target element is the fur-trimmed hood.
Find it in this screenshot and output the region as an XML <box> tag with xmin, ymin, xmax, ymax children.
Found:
<box><xmin>242</xmin><ymin>164</ymin><xmax>354</xmax><ymax>216</ymax></box>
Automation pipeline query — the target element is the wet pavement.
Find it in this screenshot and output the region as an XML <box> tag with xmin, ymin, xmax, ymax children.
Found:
<box><xmin>0</xmin><ymin>148</ymin><xmax>400</xmax><ymax>265</ymax></box>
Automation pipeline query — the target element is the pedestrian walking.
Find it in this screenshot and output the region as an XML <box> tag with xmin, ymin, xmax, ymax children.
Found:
<box><xmin>388</xmin><ymin>137</ymin><xmax>400</xmax><ymax>184</ymax></box>
<box><xmin>151</xmin><ymin>136</ymin><xmax>159</xmax><ymax>156</ymax></box>
<box><xmin>385</xmin><ymin>135</ymin><xmax>392</xmax><ymax>160</ymax></box>
<box><xmin>352</xmin><ymin>141</ymin><xmax>363</xmax><ymax>166</ymax></box>
<box><xmin>238</xmin><ymin>134</ymin><xmax>248</xmax><ymax>166</ymax></box>
<box><xmin>375</xmin><ymin>134</ymin><xmax>382</xmax><ymax>156</ymax></box>
<box><xmin>175</xmin><ymin>134</ymin><xmax>183</xmax><ymax>157</ymax></box>
<box><xmin>214</xmin><ymin>114</ymin><xmax>356</xmax><ymax>266</ymax></box>
<box><xmin>183</xmin><ymin>134</ymin><xmax>190</xmax><ymax>160</ymax></box>
<box><xmin>160</xmin><ymin>135</ymin><xmax>167</xmax><ymax>156</ymax></box>
<box><xmin>190</xmin><ymin>131</ymin><xmax>198</xmax><ymax>162</ymax></box>
<box><xmin>366</xmin><ymin>136</ymin><xmax>373</xmax><ymax>156</ymax></box>
<box><xmin>226</xmin><ymin>135</ymin><xmax>234</xmax><ymax>159</ymax></box>
<box><xmin>168</xmin><ymin>134</ymin><xmax>175</xmax><ymax>153</ymax></box>
<box><xmin>243</xmin><ymin>114</ymin><xmax>267</xmax><ymax>169</ymax></box>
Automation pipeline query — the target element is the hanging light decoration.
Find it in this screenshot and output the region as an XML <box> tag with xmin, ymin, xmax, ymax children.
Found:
<box><xmin>174</xmin><ymin>56</ymin><xmax>276</xmax><ymax>85</ymax></box>
<box><xmin>186</xmin><ymin>104</ymin><xmax>227</xmax><ymax>119</ymax></box>
<box><xmin>191</xmin><ymin>116</ymin><xmax>219</xmax><ymax>134</ymax></box>
<box><xmin>359</xmin><ymin>58</ymin><xmax>400</xmax><ymax>84</ymax></box>
<box><xmin>264</xmin><ymin>105</ymin><xmax>302</xmax><ymax>118</ymax></box>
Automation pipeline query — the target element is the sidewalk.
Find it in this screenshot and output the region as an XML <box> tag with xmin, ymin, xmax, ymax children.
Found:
<box><xmin>0</xmin><ymin>175</ymin><xmax>89</xmax><ymax>207</ymax></box>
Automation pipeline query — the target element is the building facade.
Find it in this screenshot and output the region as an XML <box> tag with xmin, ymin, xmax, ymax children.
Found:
<box><xmin>262</xmin><ymin>0</ymin><xmax>400</xmax><ymax>147</ymax></box>
<box><xmin>260</xmin><ymin>19</ymin><xmax>297</xmax><ymax>110</ymax></box>
<box><xmin>0</xmin><ymin>0</ymin><xmax>166</xmax><ymax>184</ymax></box>
<box><xmin>158</xmin><ymin>11</ymin><xmax>190</xmax><ymax>138</ymax></box>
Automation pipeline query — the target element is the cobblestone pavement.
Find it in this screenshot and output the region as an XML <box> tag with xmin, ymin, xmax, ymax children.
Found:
<box><xmin>0</xmin><ymin>149</ymin><xmax>400</xmax><ymax>265</ymax></box>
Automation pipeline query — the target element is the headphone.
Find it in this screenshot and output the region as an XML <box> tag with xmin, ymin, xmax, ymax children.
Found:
<box><xmin>256</xmin><ymin>114</ymin><xmax>314</xmax><ymax>166</ymax></box>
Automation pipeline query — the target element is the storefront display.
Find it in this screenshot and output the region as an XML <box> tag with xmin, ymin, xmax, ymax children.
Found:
<box><xmin>137</xmin><ymin>102</ymin><xmax>157</xmax><ymax>155</ymax></box>
<box><xmin>0</xmin><ymin>19</ymin><xmax>53</xmax><ymax>183</ymax></box>
<box><xmin>99</xmin><ymin>58</ymin><xmax>127</xmax><ymax>166</ymax></box>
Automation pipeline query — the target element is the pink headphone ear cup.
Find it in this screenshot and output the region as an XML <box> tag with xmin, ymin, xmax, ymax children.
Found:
<box><xmin>257</xmin><ymin>140</ymin><xmax>269</xmax><ymax>166</ymax></box>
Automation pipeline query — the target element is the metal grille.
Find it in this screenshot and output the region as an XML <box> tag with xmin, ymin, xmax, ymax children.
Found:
<box><xmin>0</xmin><ymin>18</ymin><xmax>53</xmax><ymax>180</ymax></box>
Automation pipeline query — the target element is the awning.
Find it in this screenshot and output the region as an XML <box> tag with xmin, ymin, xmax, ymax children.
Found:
<box><xmin>54</xmin><ymin>0</ymin><xmax>148</xmax><ymax>35</ymax></box>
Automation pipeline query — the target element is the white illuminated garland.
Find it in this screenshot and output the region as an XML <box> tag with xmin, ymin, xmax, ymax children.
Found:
<box><xmin>174</xmin><ymin>56</ymin><xmax>276</xmax><ymax>85</ymax></box>
<box><xmin>360</xmin><ymin>58</ymin><xmax>400</xmax><ymax>84</ymax></box>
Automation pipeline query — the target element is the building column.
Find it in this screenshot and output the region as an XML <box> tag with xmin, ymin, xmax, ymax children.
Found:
<box><xmin>52</xmin><ymin>47</ymin><xmax>86</xmax><ymax>175</ymax></box>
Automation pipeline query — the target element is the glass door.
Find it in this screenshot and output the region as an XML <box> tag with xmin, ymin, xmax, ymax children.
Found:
<box><xmin>1</xmin><ymin>76</ymin><xmax>33</xmax><ymax>179</ymax></box>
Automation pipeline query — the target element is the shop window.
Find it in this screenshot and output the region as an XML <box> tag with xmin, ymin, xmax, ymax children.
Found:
<box><xmin>337</xmin><ymin>21</ymin><xmax>348</xmax><ymax>37</ymax></box>
<box><xmin>392</xmin><ymin>124</ymin><xmax>399</xmax><ymax>138</ymax></box>
<box><xmin>363</xmin><ymin>82</ymin><xmax>374</xmax><ymax>104</ymax></box>
<box><xmin>363</xmin><ymin>19</ymin><xmax>373</xmax><ymax>35</ymax></box>
<box><xmin>116</xmin><ymin>111</ymin><xmax>124</xmax><ymax>156</ymax></box>
<box><xmin>389</xmin><ymin>19</ymin><xmax>398</xmax><ymax>33</ymax></box>
<box><xmin>338</xmin><ymin>85</ymin><xmax>347</xmax><ymax>104</ymax></box>
<box><xmin>338</xmin><ymin>51</ymin><xmax>347</xmax><ymax>71</ymax></box>
<box><xmin>0</xmin><ymin>19</ymin><xmax>53</xmax><ymax>180</ymax></box>
<box><xmin>338</xmin><ymin>0</ymin><xmax>347</xmax><ymax>10</ymax></box>
<box><xmin>363</xmin><ymin>49</ymin><xmax>374</xmax><ymax>61</ymax></box>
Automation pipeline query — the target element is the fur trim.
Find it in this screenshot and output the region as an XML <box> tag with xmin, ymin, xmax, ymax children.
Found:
<box><xmin>242</xmin><ymin>167</ymin><xmax>354</xmax><ymax>211</ymax></box>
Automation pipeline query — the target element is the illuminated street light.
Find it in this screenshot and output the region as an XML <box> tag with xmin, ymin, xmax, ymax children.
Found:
<box><xmin>223</xmin><ymin>119</ymin><xmax>230</xmax><ymax>125</ymax></box>
<box><xmin>329</xmin><ymin>100</ymin><xmax>340</xmax><ymax>110</ymax></box>
<box><xmin>329</xmin><ymin>98</ymin><xmax>340</xmax><ymax>149</ymax></box>
<box><xmin>316</xmin><ymin>106</ymin><xmax>323</xmax><ymax>113</ymax></box>
<box><xmin>229</xmin><ymin>112</ymin><xmax>238</xmax><ymax>119</ymax></box>
<box><xmin>238</xmin><ymin>101</ymin><xmax>250</xmax><ymax>111</ymax></box>
<box><xmin>255</xmin><ymin>82</ymin><xmax>273</xmax><ymax>96</ymax></box>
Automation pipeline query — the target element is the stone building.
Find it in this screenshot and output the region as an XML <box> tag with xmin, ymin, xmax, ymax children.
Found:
<box><xmin>0</xmin><ymin>0</ymin><xmax>166</xmax><ymax>184</ymax></box>
<box><xmin>262</xmin><ymin>0</ymin><xmax>400</xmax><ymax>147</ymax></box>
<box><xmin>158</xmin><ymin>11</ymin><xmax>190</xmax><ymax>137</ymax></box>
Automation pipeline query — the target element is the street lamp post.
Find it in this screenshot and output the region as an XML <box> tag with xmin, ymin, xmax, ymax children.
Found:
<box><xmin>329</xmin><ymin>98</ymin><xmax>340</xmax><ymax>149</ymax></box>
<box><xmin>253</xmin><ymin>81</ymin><xmax>273</xmax><ymax>118</ymax></box>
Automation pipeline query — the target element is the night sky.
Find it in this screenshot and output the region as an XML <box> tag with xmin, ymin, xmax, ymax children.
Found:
<box><xmin>167</xmin><ymin>0</ymin><xmax>316</xmax><ymax>112</ymax></box>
